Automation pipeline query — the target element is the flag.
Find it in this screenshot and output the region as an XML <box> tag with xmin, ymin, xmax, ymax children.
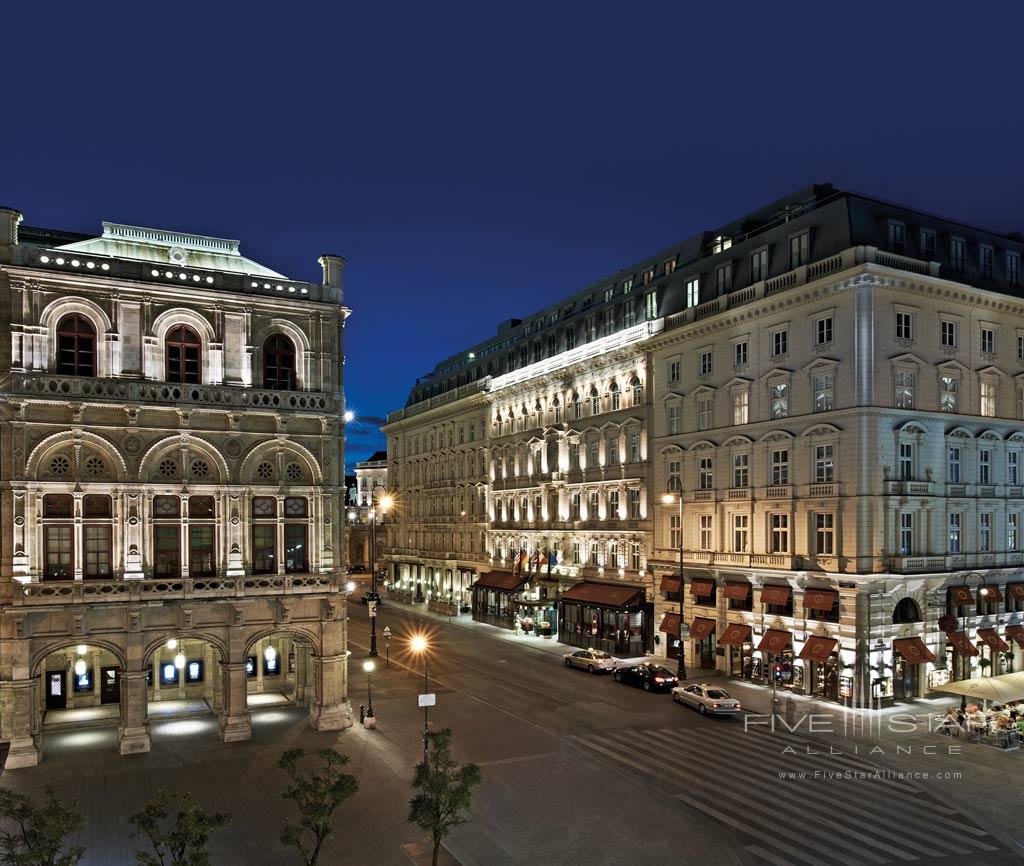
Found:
<box><xmin>518</xmin><ymin>548</ymin><xmax>528</xmax><ymax>573</ymax></box>
<box><xmin>547</xmin><ymin>548</ymin><xmax>557</xmax><ymax>575</ymax></box>
<box><xmin>511</xmin><ymin>548</ymin><xmax>521</xmax><ymax>574</ymax></box>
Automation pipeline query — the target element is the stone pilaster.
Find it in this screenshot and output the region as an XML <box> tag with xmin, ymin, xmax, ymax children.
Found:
<box><xmin>118</xmin><ymin>671</ymin><xmax>151</xmax><ymax>755</ymax></box>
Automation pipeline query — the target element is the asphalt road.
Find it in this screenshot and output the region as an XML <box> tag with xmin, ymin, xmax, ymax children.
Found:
<box><xmin>350</xmin><ymin>603</ymin><xmax>1024</xmax><ymax>866</ymax></box>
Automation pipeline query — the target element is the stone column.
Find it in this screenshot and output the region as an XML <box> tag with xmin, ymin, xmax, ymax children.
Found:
<box><xmin>294</xmin><ymin>645</ymin><xmax>309</xmax><ymax>707</ymax></box>
<box><xmin>118</xmin><ymin>671</ymin><xmax>151</xmax><ymax>755</ymax></box>
<box><xmin>308</xmin><ymin>652</ymin><xmax>352</xmax><ymax>731</ymax></box>
<box><xmin>3</xmin><ymin>679</ymin><xmax>39</xmax><ymax>768</ymax></box>
<box><xmin>218</xmin><ymin>662</ymin><xmax>252</xmax><ymax>742</ymax></box>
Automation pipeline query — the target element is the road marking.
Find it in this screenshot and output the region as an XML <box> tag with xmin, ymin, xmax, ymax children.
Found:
<box><xmin>476</xmin><ymin>751</ymin><xmax>561</xmax><ymax>767</ymax></box>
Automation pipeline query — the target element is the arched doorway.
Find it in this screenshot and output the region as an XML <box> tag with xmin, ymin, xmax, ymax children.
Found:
<box><xmin>243</xmin><ymin>631</ymin><xmax>317</xmax><ymax>714</ymax></box>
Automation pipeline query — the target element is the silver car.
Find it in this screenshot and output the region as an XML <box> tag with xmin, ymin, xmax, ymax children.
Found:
<box><xmin>671</xmin><ymin>683</ymin><xmax>742</xmax><ymax>715</ymax></box>
<box><xmin>562</xmin><ymin>648</ymin><xmax>616</xmax><ymax>674</ymax></box>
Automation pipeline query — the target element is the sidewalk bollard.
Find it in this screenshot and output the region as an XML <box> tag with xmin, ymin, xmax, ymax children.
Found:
<box><xmin>358</xmin><ymin>704</ymin><xmax>365</xmax><ymax>724</ymax></box>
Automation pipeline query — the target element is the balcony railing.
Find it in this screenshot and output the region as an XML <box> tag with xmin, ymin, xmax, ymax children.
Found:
<box><xmin>10</xmin><ymin>374</ymin><xmax>338</xmax><ymax>413</ymax></box>
<box><xmin>12</xmin><ymin>574</ymin><xmax>337</xmax><ymax>607</ymax></box>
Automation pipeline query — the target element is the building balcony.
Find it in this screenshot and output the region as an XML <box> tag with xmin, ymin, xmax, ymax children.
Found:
<box><xmin>726</xmin><ymin>487</ymin><xmax>752</xmax><ymax>501</ymax></box>
<box><xmin>885</xmin><ymin>480</ymin><xmax>933</xmax><ymax>496</ymax></box>
<box><xmin>11</xmin><ymin>574</ymin><xmax>337</xmax><ymax>608</ymax></box>
<box><xmin>765</xmin><ymin>485</ymin><xmax>792</xmax><ymax>499</ymax></box>
<box><xmin>9</xmin><ymin>373</ymin><xmax>338</xmax><ymax>413</ymax></box>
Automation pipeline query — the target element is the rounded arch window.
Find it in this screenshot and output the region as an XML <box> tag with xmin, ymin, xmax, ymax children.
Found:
<box><xmin>892</xmin><ymin>597</ymin><xmax>921</xmax><ymax>624</ymax></box>
<box><xmin>256</xmin><ymin>461</ymin><xmax>275</xmax><ymax>480</ymax></box>
<box><xmin>263</xmin><ymin>334</ymin><xmax>297</xmax><ymax>391</ymax></box>
<box><xmin>165</xmin><ymin>325</ymin><xmax>202</xmax><ymax>384</ymax></box>
<box><xmin>631</xmin><ymin>377</ymin><xmax>642</xmax><ymax>406</ymax></box>
<box><xmin>56</xmin><ymin>314</ymin><xmax>96</xmax><ymax>377</ymax></box>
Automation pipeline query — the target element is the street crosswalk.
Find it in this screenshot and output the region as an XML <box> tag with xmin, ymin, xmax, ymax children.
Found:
<box><xmin>570</xmin><ymin>718</ymin><xmax>1006</xmax><ymax>866</ymax></box>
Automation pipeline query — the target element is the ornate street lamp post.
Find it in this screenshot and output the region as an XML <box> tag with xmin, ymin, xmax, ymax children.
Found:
<box><xmin>662</xmin><ymin>492</ymin><xmax>687</xmax><ymax>680</ymax></box>
<box><xmin>368</xmin><ymin>487</ymin><xmax>393</xmax><ymax>657</ymax></box>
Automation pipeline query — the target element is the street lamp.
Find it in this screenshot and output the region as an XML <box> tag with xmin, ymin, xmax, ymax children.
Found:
<box><xmin>363</xmin><ymin>659</ymin><xmax>375</xmax><ymax>721</ymax></box>
<box><xmin>957</xmin><ymin>571</ymin><xmax>989</xmax><ymax>712</ymax></box>
<box><xmin>368</xmin><ymin>487</ymin><xmax>394</xmax><ymax>657</ymax></box>
<box><xmin>662</xmin><ymin>492</ymin><xmax>687</xmax><ymax>680</ymax></box>
<box><xmin>410</xmin><ymin>634</ymin><xmax>430</xmax><ymax>761</ymax></box>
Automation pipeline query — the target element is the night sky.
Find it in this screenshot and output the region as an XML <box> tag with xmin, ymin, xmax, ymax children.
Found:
<box><xmin>4</xmin><ymin>2</ymin><xmax>1022</xmax><ymax>468</ymax></box>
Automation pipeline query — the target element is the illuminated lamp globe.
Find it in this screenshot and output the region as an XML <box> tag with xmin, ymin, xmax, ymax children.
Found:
<box><xmin>77</xmin><ymin>644</ymin><xmax>88</xmax><ymax>656</ymax></box>
<box><xmin>363</xmin><ymin>659</ymin><xmax>375</xmax><ymax>673</ymax></box>
<box><xmin>410</xmin><ymin>635</ymin><xmax>428</xmax><ymax>654</ymax></box>
<box><xmin>174</xmin><ymin>652</ymin><xmax>186</xmax><ymax>670</ymax></box>
<box><xmin>166</xmin><ymin>638</ymin><xmax>178</xmax><ymax>650</ymax></box>
<box><xmin>343</xmin><ymin>410</ymin><xmax>355</xmax><ymax>423</ymax></box>
<box><xmin>74</xmin><ymin>657</ymin><xmax>87</xmax><ymax>677</ymax></box>
<box><xmin>264</xmin><ymin>645</ymin><xmax>277</xmax><ymax>662</ymax></box>
<box><xmin>662</xmin><ymin>493</ymin><xmax>675</xmax><ymax>505</ymax></box>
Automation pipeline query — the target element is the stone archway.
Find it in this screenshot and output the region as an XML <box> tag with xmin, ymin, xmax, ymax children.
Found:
<box><xmin>242</xmin><ymin>628</ymin><xmax>319</xmax><ymax>720</ymax></box>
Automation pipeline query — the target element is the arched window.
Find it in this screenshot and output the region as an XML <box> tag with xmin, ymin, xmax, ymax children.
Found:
<box><xmin>263</xmin><ymin>334</ymin><xmax>296</xmax><ymax>391</ymax></box>
<box><xmin>56</xmin><ymin>314</ymin><xmax>96</xmax><ymax>377</ymax></box>
<box><xmin>589</xmin><ymin>387</ymin><xmax>600</xmax><ymax>415</ymax></box>
<box><xmin>165</xmin><ymin>326</ymin><xmax>201</xmax><ymax>384</ymax></box>
<box><xmin>892</xmin><ymin>597</ymin><xmax>921</xmax><ymax>624</ymax></box>
<box><xmin>631</xmin><ymin>377</ymin><xmax>643</xmax><ymax>406</ymax></box>
<box><xmin>609</xmin><ymin>381</ymin><xmax>621</xmax><ymax>411</ymax></box>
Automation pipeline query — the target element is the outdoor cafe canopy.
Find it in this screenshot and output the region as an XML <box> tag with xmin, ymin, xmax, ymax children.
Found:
<box><xmin>934</xmin><ymin>671</ymin><xmax>1024</xmax><ymax>705</ymax></box>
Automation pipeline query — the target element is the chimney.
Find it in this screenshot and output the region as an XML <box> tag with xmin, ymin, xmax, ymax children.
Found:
<box><xmin>318</xmin><ymin>254</ymin><xmax>346</xmax><ymax>301</ymax></box>
<box><xmin>0</xmin><ymin>207</ymin><xmax>23</xmax><ymax>263</ymax></box>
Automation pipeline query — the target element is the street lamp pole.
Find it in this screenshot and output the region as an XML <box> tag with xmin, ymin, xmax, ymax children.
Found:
<box><xmin>959</xmin><ymin>571</ymin><xmax>989</xmax><ymax>712</ymax></box>
<box><xmin>662</xmin><ymin>492</ymin><xmax>687</xmax><ymax>681</ymax></box>
<box><xmin>363</xmin><ymin>659</ymin><xmax>375</xmax><ymax>719</ymax></box>
<box><xmin>368</xmin><ymin>486</ymin><xmax>393</xmax><ymax>658</ymax></box>
<box><xmin>411</xmin><ymin>634</ymin><xmax>430</xmax><ymax>763</ymax></box>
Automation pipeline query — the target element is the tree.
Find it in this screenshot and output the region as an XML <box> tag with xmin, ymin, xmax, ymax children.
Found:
<box><xmin>128</xmin><ymin>790</ymin><xmax>230</xmax><ymax>866</ymax></box>
<box><xmin>278</xmin><ymin>748</ymin><xmax>358</xmax><ymax>866</ymax></box>
<box><xmin>408</xmin><ymin>729</ymin><xmax>482</xmax><ymax>866</ymax></box>
<box><xmin>0</xmin><ymin>786</ymin><xmax>84</xmax><ymax>866</ymax></box>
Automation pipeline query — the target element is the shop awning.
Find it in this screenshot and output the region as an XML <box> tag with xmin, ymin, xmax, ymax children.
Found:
<box><xmin>892</xmin><ymin>637</ymin><xmax>936</xmax><ymax>664</ymax></box>
<box><xmin>802</xmin><ymin>589</ymin><xmax>838</xmax><ymax>611</ymax></box>
<box><xmin>473</xmin><ymin>571</ymin><xmax>528</xmax><ymax>592</ymax></box>
<box><xmin>1009</xmin><ymin>583</ymin><xmax>1024</xmax><ymax>601</ymax></box>
<box><xmin>945</xmin><ymin>632</ymin><xmax>979</xmax><ymax>657</ymax></box>
<box><xmin>689</xmin><ymin>617</ymin><xmax>716</xmax><ymax>640</ymax></box>
<box><xmin>981</xmin><ymin>586</ymin><xmax>1003</xmax><ymax>602</ymax></box>
<box><xmin>559</xmin><ymin>581</ymin><xmax>644</xmax><ymax>608</ymax></box>
<box><xmin>934</xmin><ymin>671</ymin><xmax>1024</xmax><ymax>704</ymax></box>
<box><xmin>977</xmin><ymin>628</ymin><xmax>1010</xmax><ymax>652</ymax></box>
<box><xmin>718</xmin><ymin>623</ymin><xmax>752</xmax><ymax>646</ymax></box>
<box><xmin>659</xmin><ymin>576</ymin><xmax>681</xmax><ymax>595</ymax></box>
<box><xmin>723</xmin><ymin>582</ymin><xmax>751</xmax><ymax>600</ymax></box>
<box><xmin>799</xmin><ymin>636</ymin><xmax>838</xmax><ymax>663</ymax></box>
<box><xmin>659</xmin><ymin>613</ymin><xmax>681</xmax><ymax>634</ymax></box>
<box><xmin>757</xmin><ymin>629</ymin><xmax>792</xmax><ymax>654</ymax></box>
<box><xmin>1006</xmin><ymin>625</ymin><xmax>1024</xmax><ymax>648</ymax></box>
<box><xmin>689</xmin><ymin>579</ymin><xmax>715</xmax><ymax>597</ymax></box>
<box><xmin>760</xmin><ymin>585</ymin><xmax>791</xmax><ymax>606</ymax></box>
<box><xmin>948</xmin><ymin>586</ymin><xmax>974</xmax><ymax>605</ymax></box>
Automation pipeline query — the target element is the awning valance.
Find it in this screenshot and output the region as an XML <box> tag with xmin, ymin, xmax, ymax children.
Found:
<box><xmin>723</xmin><ymin>582</ymin><xmax>751</xmax><ymax>600</ymax></box>
<box><xmin>799</xmin><ymin>636</ymin><xmax>838</xmax><ymax>663</ymax></box>
<box><xmin>893</xmin><ymin>637</ymin><xmax>936</xmax><ymax>664</ymax></box>
<box><xmin>802</xmin><ymin>589</ymin><xmax>838</xmax><ymax>612</ymax></box>
<box><xmin>760</xmin><ymin>585</ymin><xmax>792</xmax><ymax>606</ymax></box>
<box><xmin>660</xmin><ymin>576</ymin><xmax>681</xmax><ymax>595</ymax></box>
<box><xmin>718</xmin><ymin>623</ymin><xmax>752</xmax><ymax>646</ymax></box>
<box><xmin>757</xmin><ymin>629</ymin><xmax>792</xmax><ymax>654</ymax></box>
<box><xmin>1006</xmin><ymin>625</ymin><xmax>1024</xmax><ymax>648</ymax></box>
<box><xmin>660</xmin><ymin>613</ymin><xmax>681</xmax><ymax>634</ymax></box>
<box><xmin>948</xmin><ymin>586</ymin><xmax>974</xmax><ymax>605</ymax></box>
<box><xmin>689</xmin><ymin>617</ymin><xmax>716</xmax><ymax>640</ymax></box>
<box><xmin>977</xmin><ymin>628</ymin><xmax>1010</xmax><ymax>652</ymax></box>
<box><xmin>559</xmin><ymin>581</ymin><xmax>644</xmax><ymax>608</ymax></box>
<box><xmin>1009</xmin><ymin>584</ymin><xmax>1024</xmax><ymax>601</ymax></box>
<box><xmin>689</xmin><ymin>579</ymin><xmax>715</xmax><ymax>597</ymax></box>
<box><xmin>946</xmin><ymin>632</ymin><xmax>979</xmax><ymax>657</ymax></box>
<box><xmin>473</xmin><ymin>571</ymin><xmax>528</xmax><ymax>592</ymax></box>
<box><xmin>981</xmin><ymin>586</ymin><xmax>1003</xmax><ymax>602</ymax></box>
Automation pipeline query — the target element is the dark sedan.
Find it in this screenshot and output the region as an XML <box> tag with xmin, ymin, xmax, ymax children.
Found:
<box><xmin>612</xmin><ymin>663</ymin><xmax>679</xmax><ymax>692</ymax></box>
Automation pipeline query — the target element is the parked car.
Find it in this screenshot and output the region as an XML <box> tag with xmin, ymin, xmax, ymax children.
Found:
<box><xmin>671</xmin><ymin>683</ymin><xmax>742</xmax><ymax>715</ymax></box>
<box><xmin>348</xmin><ymin>565</ymin><xmax>367</xmax><ymax>574</ymax></box>
<box><xmin>613</xmin><ymin>663</ymin><xmax>678</xmax><ymax>692</ymax></box>
<box><xmin>562</xmin><ymin>649</ymin><xmax>616</xmax><ymax>674</ymax></box>
<box><xmin>360</xmin><ymin>592</ymin><xmax>382</xmax><ymax>606</ymax></box>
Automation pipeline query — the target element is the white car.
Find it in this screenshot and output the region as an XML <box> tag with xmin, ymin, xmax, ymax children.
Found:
<box><xmin>562</xmin><ymin>648</ymin><xmax>616</xmax><ymax>674</ymax></box>
<box><xmin>671</xmin><ymin>683</ymin><xmax>742</xmax><ymax>715</ymax></box>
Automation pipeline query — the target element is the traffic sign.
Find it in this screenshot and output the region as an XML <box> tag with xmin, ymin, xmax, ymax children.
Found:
<box><xmin>368</xmin><ymin>601</ymin><xmax>377</xmax><ymax>618</ymax></box>
<box><xmin>382</xmin><ymin>625</ymin><xmax>392</xmax><ymax>638</ymax></box>
<box><xmin>418</xmin><ymin>693</ymin><xmax>436</xmax><ymax>707</ymax></box>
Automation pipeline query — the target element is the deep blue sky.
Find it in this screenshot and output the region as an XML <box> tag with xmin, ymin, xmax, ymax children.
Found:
<box><xmin>4</xmin><ymin>2</ymin><xmax>1023</xmax><ymax>468</ymax></box>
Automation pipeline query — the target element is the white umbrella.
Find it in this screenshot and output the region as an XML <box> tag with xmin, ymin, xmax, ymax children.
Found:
<box><xmin>935</xmin><ymin>671</ymin><xmax>1024</xmax><ymax>705</ymax></box>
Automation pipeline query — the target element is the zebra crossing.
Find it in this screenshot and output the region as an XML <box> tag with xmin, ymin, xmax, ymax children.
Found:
<box><xmin>570</xmin><ymin>719</ymin><xmax>1005</xmax><ymax>866</ymax></box>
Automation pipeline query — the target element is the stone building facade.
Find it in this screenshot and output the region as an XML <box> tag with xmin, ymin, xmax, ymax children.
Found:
<box><xmin>384</xmin><ymin>183</ymin><xmax>1024</xmax><ymax>707</ymax></box>
<box><xmin>0</xmin><ymin>210</ymin><xmax>352</xmax><ymax>766</ymax></box>
<box><xmin>345</xmin><ymin>452</ymin><xmax>388</xmax><ymax>572</ymax></box>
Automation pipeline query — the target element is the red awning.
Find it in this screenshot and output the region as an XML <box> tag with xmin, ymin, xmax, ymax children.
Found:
<box><xmin>948</xmin><ymin>586</ymin><xmax>974</xmax><ymax>605</ymax></box>
<box><xmin>690</xmin><ymin>579</ymin><xmax>715</xmax><ymax>597</ymax></box>
<box><xmin>893</xmin><ymin>637</ymin><xmax>936</xmax><ymax>664</ymax></box>
<box><xmin>1006</xmin><ymin>625</ymin><xmax>1024</xmax><ymax>648</ymax></box>
<box><xmin>945</xmin><ymin>632</ymin><xmax>979</xmax><ymax>657</ymax></box>
<box><xmin>718</xmin><ymin>623</ymin><xmax>752</xmax><ymax>646</ymax></box>
<box><xmin>723</xmin><ymin>582</ymin><xmax>751</xmax><ymax>600</ymax></box>
<box><xmin>659</xmin><ymin>613</ymin><xmax>681</xmax><ymax>634</ymax></box>
<box><xmin>689</xmin><ymin>617</ymin><xmax>716</xmax><ymax>640</ymax></box>
<box><xmin>559</xmin><ymin>581</ymin><xmax>644</xmax><ymax>608</ymax></box>
<box><xmin>799</xmin><ymin>636</ymin><xmax>839</xmax><ymax>663</ymax></box>
<box><xmin>981</xmin><ymin>586</ymin><xmax>1003</xmax><ymax>602</ymax></box>
<box><xmin>757</xmin><ymin>629</ymin><xmax>792</xmax><ymax>653</ymax></box>
<box><xmin>977</xmin><ymin>628</ymin><xmax>1010</xmax><ymax>652</ymax></box>
<box><xmin>803</xmin><ymin>589</ymin><xmax>838</xmax><ymax>611</ymax></box>
<box><xmin>760</xmin><ymin>585</ymin><xmax>792</xmax><ymax>606</ymax></box>
<box><xmin>1009</xmin><ymin>584</ymin><xmax>1024</xmax><ymax>601</ymax></box>
<box><xmin>473</xmin><ymin>571</ymin><xmax>528</xmax><ymax>592</ymax></box>
<box><xmin>659</xmin><ymin>576</ymin><xmax>681</xmax><ymax>595</ymax></box>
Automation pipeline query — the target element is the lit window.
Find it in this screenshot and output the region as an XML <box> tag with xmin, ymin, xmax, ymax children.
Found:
<box><xmin>813</xmin><ymin>373</ymin><xmax>834</xmax><ymax>412</ymax></box>
<box><xmin>770</xmin><ymin>383</ymin><xmax>788</xmax><ymax>419</ymax></box>
<box><xmin>895</xmin><ymin>370</ymin><xmax>915</xmax><ymax>409</ymax></box>
<box><xmin>940</xmin><ymin>376</ymin><xmax>959</xmax><ymax>412</ymax></box>
<box><xmin>732</xmin><ymin>390</ymin><xmax>748</xmax><ymax>425</ymax></box>
<box><xmin>685</xmin><ymin>278</ymin><xmax>699</xmax><ymax>309</ymax></box>
<box><xmin>980</xmin><ymin>380</ymin><xmax>996</xmax><ymax>417</ymax></box>
<box><xmin>948</xmin><ymin>513</ymin><xmax>961</xmax><ymax>554</ymax></box>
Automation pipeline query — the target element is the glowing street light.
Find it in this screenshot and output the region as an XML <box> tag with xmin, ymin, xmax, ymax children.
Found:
<box><xmin>363</xmin><ymin>659</ymin><xmax>376</xmax><ymax>722</ymax></box>
<box><xmin>343</xmin><ymin>410</ymin><xmax>355</xmax><ymax>423</ymax></box>
<box><xmin>410</xmin><ymin>634</ymin><xmax>430</xmax><ymax>760</ymax></box>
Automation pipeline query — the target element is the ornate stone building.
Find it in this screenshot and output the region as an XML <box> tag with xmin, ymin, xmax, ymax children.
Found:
<box><xmin>0</xmin><ymin>209</ymin><xmax>352</xmax><ymax>767</ymax></box>
<box><xmin>345</xmin><ymin>451</ymin><xmax>388</xmax><ymax>571</ymax></box>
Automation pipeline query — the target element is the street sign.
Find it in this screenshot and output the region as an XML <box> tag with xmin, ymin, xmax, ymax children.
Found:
<box><xmin>368</xmin><ymin>601</ymin><xmax>377</xmax><ymax>618</ymax></box>
<box><xmin>418</xmin><ymin>693</ymin><xmax>436</xmax><ymax>707</ymax></box>
<box><xmin>383</xmin><ymin>626</ymin><xmax>392</xmax><ymax>638</ymax></box>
